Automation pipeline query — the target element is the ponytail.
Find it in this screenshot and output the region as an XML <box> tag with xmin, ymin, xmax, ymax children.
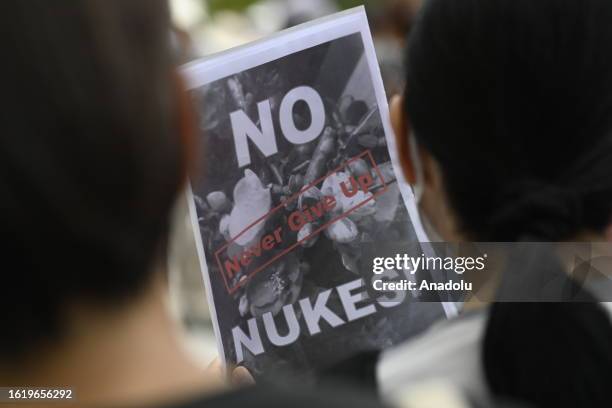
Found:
<box><xmin>481</xmin><ymin>175</ymin><xmax>612</xmax><ymax>408</ymax></box>
<box><xmin>482</xmin><ymin>197</ymin><xmax>612</xmax><ymax>408</ymax></box>
<box><xmin>483</xmin><ymin>298</ymin><xmax>612</xmax><ymax>407</ymax></box>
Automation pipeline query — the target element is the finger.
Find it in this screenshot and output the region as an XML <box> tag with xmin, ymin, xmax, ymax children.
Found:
<box><xmin>231</xmin><ymin>366</ymin><xmax>255</xmax><ymax>387</ymax></box>
<box><xmin>207</xmin><ymin>358</ymin><xmax>226</xmax><ymax>378</ymax></box>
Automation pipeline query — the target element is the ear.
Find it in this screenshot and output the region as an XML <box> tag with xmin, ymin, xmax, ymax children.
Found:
<box><xmin>390</xmin><ymin>95</ymin><xmax>417</xmax><ymax>184</ymax></box>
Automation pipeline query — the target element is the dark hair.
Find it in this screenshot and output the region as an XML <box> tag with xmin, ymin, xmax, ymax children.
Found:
<box><xmin>483</xmin><ymin>297</ymin><xmax>612</xmax><ymax>407</ymax></box>
<box><xmin>0</xmin><ymin>0</ymin><xmax>184</xmax><ymax>360</ymax></box>
<box><xmin>404</xmin><ymin>0</ymin><xmax>612</xmax><ymax>406</ymax></box>
<box><xmin>405</xmin><ymin>0</ymin><xmax>612</xmax><ymax>241</ymax></box>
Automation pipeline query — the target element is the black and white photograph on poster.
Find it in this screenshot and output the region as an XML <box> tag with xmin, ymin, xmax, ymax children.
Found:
<box><xmin>183</xmin><ymin>8</ymin><xmax>448</xmax><ymax>379</ymax></box>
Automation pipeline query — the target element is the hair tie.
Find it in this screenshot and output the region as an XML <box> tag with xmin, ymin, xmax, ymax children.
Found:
<box><xmin>488</xmin><ymin>181</ymin><xmax>584</xmax><ymax>240</ymax></box>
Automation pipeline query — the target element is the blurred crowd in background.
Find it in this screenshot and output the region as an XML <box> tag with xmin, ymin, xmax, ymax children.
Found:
<box><xmin>165</xmin><ymin>0</ymin><xmax>422</xmax><ymax>363</ymax></box>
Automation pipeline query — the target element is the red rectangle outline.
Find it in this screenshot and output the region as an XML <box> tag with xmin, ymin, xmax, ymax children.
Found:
<box><xmin>214</xmin><ymin>150</ymin><xmax>388</xmax><ymax>295</ymax></box>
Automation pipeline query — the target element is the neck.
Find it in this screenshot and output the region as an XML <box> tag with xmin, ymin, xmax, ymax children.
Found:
<box><xmin>1</xmin><ymin>274</ymin><xmax>225</xmax><ymax>407</ymax></box>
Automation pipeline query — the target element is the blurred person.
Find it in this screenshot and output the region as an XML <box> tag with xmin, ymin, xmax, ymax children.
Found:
<box><xmin>379</xmin><ymin>0</ymin><xmax>612</xmax><ymax>407</ymax></box>
<box><xmin>368</xmin><ymin>0</ymin><xmax>421</xmax><ymax>41</ymax></box>
<box><xmin>0</xmin><ymin>1</ymin><xmax>387</xmax><ymax>407</ymax></box>
<box><xmin>362</xmin><ymin>1</ymin><xmax>426</xmax><ymax>97</ymax></box>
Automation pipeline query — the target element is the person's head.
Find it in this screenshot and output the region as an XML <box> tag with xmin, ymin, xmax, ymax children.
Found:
<box><xmin>1</xmin><ymin>0</ymin><xmax>188</xmax><ymax>362</ymax></box>
<box><xmin>391</xmin><ymin>1</ymin><xmax>612</xmax><ymax>407</ymax></box>
<box><xmin>391</xmin><ymin>0</ymin><xmax>612</xmax><ymax>242</ymax></box>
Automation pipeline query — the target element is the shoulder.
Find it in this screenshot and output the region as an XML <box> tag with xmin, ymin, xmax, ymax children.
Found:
<box><xmin>377</xmin><ymin>311</ymin><xmax>489</xmax><ymax>404</ymax></box>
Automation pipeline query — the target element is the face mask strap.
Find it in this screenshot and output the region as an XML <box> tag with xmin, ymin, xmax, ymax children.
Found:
<box><xmin>408</xmin><ymin>133</ymin><xmax>446</xmax><ymax>242</ymax></box>
<box><xmin>409</xmin><ymin>133</ymin><xmax>425</xmax><ymax>203</ymax></box>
